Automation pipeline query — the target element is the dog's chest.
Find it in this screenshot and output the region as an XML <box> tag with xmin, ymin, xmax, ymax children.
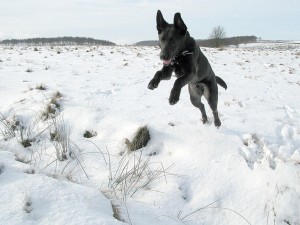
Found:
<box><xmin>173</xmin><ymin>63</ymin><xmax>186</xmax><ymax>77</ymax></box>
<box><xmin>173</xmin><ymin>61</ymin><xmax>191</xmax><ymax>78</ymax></box>
<box><xmin>174</xmin><ymin>65</ymin><xmax>183</xmax><ymax>77</ymax></box>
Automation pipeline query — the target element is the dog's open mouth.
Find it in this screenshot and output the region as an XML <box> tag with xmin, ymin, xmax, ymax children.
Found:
<box><xmin>163</xmin><ymin>59</ymin><xmax>172</xmax><ymax>65</ymax></box>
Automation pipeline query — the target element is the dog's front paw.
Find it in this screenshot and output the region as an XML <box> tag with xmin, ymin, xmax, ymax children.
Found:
<box><xmin>148</xmin><ymin>79</ymin><xmax>160</xmax><ymax>90</ymax></box>
<box><xmin>169</xmin><ymin>89</ymin><xmax>180</xmax><ymax>105</ymax></box>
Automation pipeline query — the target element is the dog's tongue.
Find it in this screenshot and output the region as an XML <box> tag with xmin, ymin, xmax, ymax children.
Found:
<box><xmin>163</xmin><ymin>59</ymin><xmax>171</xmax><ymax>65</ymax></box>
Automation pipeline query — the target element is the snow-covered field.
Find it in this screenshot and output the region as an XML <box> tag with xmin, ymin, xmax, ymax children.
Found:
<box><xmin>0</xmin><ymin>42</ymin><xmax>299</xmax><ymax>225</ymax></box>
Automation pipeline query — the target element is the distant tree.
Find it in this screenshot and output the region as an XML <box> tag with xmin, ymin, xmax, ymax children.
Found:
<box><xmin>209</xmin><ymin>26</ymin><xmax>226</xmax><ymax>48</ymax></box>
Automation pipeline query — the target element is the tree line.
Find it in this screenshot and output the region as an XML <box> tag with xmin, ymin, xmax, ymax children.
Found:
<box><xmin>135</xmin><ymin>25</ymin><xmax>257</xmax><ymax>47</ymax></box>
<box><xmin>135</xmin><ymin>35</ymin><xmax>257</xmax><ymax>47</ymax></box>
<box><xmin>0</xmin><ymin>37</ymin><xmax>116</xmax><ymax>46</ymax></box>
<box><xmin>198</xmin><ymin>35</ymin><xmax>257</xmax><ymax>47</ymax></box>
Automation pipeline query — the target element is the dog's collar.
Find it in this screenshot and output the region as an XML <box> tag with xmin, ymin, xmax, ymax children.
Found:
<box><xmin>169</xmin><ymin>50</ymin><xmax>193</xmax><ymax>66</ymax></box>
<box><xmin>178</xmin><ymin>50</ymin><xmax>193</xmax><ymax>57</ymax></box>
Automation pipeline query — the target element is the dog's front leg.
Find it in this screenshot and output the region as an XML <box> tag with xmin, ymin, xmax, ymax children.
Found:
<box><xmin>169</xmin><ymin>75</ymin><xmax>193</xmax><ymax>105</ymax></box>
<box><xmin>148</xmin><ymin>65</ymin><xmax>173</xmax><ymax>90</ymax></box>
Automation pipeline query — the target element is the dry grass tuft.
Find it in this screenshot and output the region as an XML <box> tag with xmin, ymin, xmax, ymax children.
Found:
<box><xmin>36</xmin><ymin>84</ymin><xmax>46</xmax><ymax>90</ymax></box>
<box><xmin>20</xmin><ymin>139</ymin><xmax>32</xmax><ymax>148</ymax></box>
<box><xmin>83</xmin><ymin>130</ymin><xmax>97</xmax><ymax>138</ymax></box>
<box><xmin>0</xmin><ymin>113</ymin><xmax>19</xmax><ymax>140</ymax></box>
<box><xmin>108</xmin><ymin>151</ymin><xmax>172</xmax><ymax>199</ymax></box>
<box><xmin>125</xmin><ymin>125</ymin><xmax>150</xmax><ymax>151</ymax></box>
<box><xmin>49</xmin><ymin>116</ymin><xmax>70</xmax><ymax>161</ymax></box>
<box><xmin>42</xmin><ymin>92</ymin><xmax>62</xmax><ymax>120</ymax></box>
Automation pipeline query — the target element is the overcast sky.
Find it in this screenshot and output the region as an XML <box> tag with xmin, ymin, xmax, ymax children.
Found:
<box><xmin>0</xmin><ymin>0</ymin><xmax>299</xmax><ymax>44</ymax></box>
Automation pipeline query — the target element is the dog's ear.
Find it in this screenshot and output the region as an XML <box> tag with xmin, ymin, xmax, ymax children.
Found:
<box><xmin>174</xmin><ymin>13</ymin><xmax>187</xmax><ymax>35</ymax></box>
<box><xmin>156</xmin><ymin>10</ymin><xmax>168</xmax><ymax>34</ymax></box>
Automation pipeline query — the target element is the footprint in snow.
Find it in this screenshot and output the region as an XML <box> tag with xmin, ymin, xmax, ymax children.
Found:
<box><xmin>277</xmin><ymin>107</ymin><xmax>300</xmax><ymax>159</ymax></box>
<box><xmin>240</xmin><ymin>133</ymin><xmax>277</xmax><ymax>170</ymax></box>
<box><xmin>95</xmin><ymin>88</ymin><xmax>120</xmax><ymax>97</ymax></box>
<box><xmin>179</xmin><ymin>182</ymin><xmax>191</xmax><ymax>202</ymax></box>
<box><xmin>240</xmin><ymin>105</ymin><xmax>300</xmax><ymax>170</ymax></box>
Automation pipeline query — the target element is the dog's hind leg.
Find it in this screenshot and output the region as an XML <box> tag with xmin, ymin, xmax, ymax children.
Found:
<box><xmin>188</xmin><ymin>84</ymin><xmax>208</xmax><ymax>124</ymax></box>
<box><xmin>207</xmin><ymin>83</ymin><xmax>221</xmax><ymax>128</ymax></box>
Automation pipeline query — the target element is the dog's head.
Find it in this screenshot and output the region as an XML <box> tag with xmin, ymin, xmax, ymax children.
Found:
<box><xmin>156</xmin><ymin>10</ymin><xmax>187</xmax><ymax>65</ymax></box>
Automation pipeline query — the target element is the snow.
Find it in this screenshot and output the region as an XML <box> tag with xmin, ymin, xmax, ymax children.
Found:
<box><xmin>0</xmin><ymin>43</ymin><xmax>299</xmax><ymax>225</ymax></box>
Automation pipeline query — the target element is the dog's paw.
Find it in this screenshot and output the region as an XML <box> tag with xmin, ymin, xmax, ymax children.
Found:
<box><xmin>148</xmin><ymin>79</ymin><xmax>159</xmax><ymax>90</ymax></box>
<box><xmin>169</xmin><ymin>89</ymin><xmax>180</xmax><ymax>105</ymax></box>
<box><xmin>214</xmin><ymin>118</ymin><xmax>221</xmax><ymax>128</ymax></box>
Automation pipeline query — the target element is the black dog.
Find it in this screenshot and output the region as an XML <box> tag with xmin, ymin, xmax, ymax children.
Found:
<box><xmin>148</xmin><ymin>10</ymin><xmax>227</xmax><ymax>127</ymax></box>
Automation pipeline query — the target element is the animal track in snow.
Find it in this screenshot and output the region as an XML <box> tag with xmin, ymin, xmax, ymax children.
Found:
<box><xmin>178</xmin><ymin>182</ymin><xmax>191</xmax><ymax>202</ymax></box>
<box><xmin>240</xmin><ymin>133</ymin><xmax>278</xmax><ymax>170</ymax></box>
<box><xmin>240</xmin><ymin>105</ymin><xmax>300</xmax><ymax>170</ymax></box>
<box><xmin>240</xmin><ymin>133</ymin><xmax>269</xmax><ymax>169</ymax></box>
<box><xmin>278</xmin><ymin>106</ymin><xmax>300</xmax><ymax>159</ymax></box>
<box><xmin>94</xmin><ymin>88</ymin><xmax>120</xmax><ymax>97</ymax></box>
<box><xmin>223</xmin><ymin>98</ymin><xmax>244</xmax><ymax>108</ymax></box>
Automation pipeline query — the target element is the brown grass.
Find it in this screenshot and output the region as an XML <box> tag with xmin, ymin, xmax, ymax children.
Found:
<box><xmin>125</xmin><ymin>125</ymin><xmax>150</xmax><ymax>151</ymax></box>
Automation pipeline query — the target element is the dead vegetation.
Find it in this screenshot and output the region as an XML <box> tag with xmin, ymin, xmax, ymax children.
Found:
<box><xmin>42</xmin><ymin>92</ymin><xmax>62</xmax><ymax>120</ymax></box>
<box><xmin>108</xmin><ymin>150</ymin><xmax>172</xmax><ymax>199</ymax></box>
<box><xmin>36</xmin><ymin>83</ymin><xmax>47</xmax><ymax>90</ymax></box>
<box><xmin>49</xmin><ymin>115</ymin><xmax>70</xmax><ymax>161</ymax></box>
<box><xmin>25</xmin><ymin>68</ymin><xmax>33</xmax><ymax>73</ymax></box>
<box><xmin>83</xmin><ymin>130</ymin><xmax>97</xmax><ymax>138</ymax></box>
<box><xmin>125</xmin><ymin>125</ymin><xmax>150</xmax><ymax>151</ymax></box>
<box><xmin>0</xmin><ymin>113</ymin><xmax>18</xmax><ymax>140</ymax></box>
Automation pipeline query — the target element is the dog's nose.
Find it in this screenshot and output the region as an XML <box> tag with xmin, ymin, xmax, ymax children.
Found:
<box><xmin>160</xmin><ymin>53</ymin><xmax>169</xmax><ymax>60</ymax></box>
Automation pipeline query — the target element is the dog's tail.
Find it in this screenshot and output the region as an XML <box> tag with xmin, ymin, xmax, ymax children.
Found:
<box><xmin>216</xmin><ymin>76</ymin><xmax>227</xmax><ymax>90</ymax></box>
